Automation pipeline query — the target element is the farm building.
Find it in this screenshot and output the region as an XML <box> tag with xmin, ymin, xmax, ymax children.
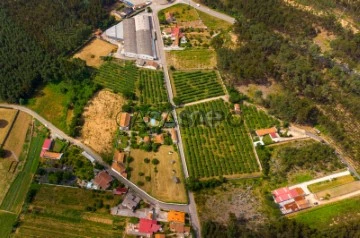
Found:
<box><xmin>122</xmin><ymin>192</ymin><xmax>141</xmax><ymax>211</ymax></box>
<box><xmin>41</xmin><ymin>151</ymin><xmax>63</xmax><ymax>160</ymax></box>
<box><xmin>119</xmin><ymin>112</ymin><xmax>131</xmax><ymax>130</ymax></box>
<box><xmin>272</xmin><ymin>187</ymin><xmax>310</xmax><ymax>214</ymax></box>
<box><xmin>123</xmin><ymin>15</ymin><xmax>156</xmax><ymax>60</ymax></box>
<box><xmin>167</xmin><ymin>210</ymin><xmax>185</xmax><ymax>223</ymax></box>
<box><xmin>105</xmin><ymin>22</ymin><xmax>124</xmax><ymax>41</ymax></box>
<box><xmin>41</xmin><ymin>138</ymin><xmax>52</xmax><ymax>151</ymax></box>
<box><xmin>93</xmin><ymin>171</ymin><xmax>113</xmax><ymax>190</ymax></box>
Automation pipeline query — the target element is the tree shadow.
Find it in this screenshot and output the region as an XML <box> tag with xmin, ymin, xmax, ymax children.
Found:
<box><xmin>1</xmin><ymin>149</ymin><xmax>12</xmax><ymax>158</ymax></box>
<box><xmin>0</xmin><ymin>119</ymin><xmax>9</xmax><ymax>128</ymax></box>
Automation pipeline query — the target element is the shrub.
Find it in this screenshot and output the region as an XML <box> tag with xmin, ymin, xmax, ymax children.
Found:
<box><xmin>152</xmin><ymin>158</ymin><xmax>160</xmax><ymax>165</ymax></box>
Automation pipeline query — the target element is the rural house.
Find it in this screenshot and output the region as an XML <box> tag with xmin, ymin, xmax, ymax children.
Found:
<box><xmin>112</xmin><ymin>151</ymin><xmax>127</xmax><ymax>177</ymax></box>
<box><xmin>93</xmin><ymin>171</ymin><xmax>113</xmax><ymax>190</ymax></box>
<box><xmin>154</xmin><ymin>134</ymin><xmax>164</xmax><ymax>144</ymax></box>
<box><xmin>171</xmin><ymin>128</ymin><xmax>178</xmax><ymax>144</ymax></box>
<box><xmin>122</xmin><ymin>192</ymin><xmax>141</xmax><ymax>211</ymax></box>
<box><xmin>41</xmin><ymin>151</ymin><xmax>63</xmax><ymax>160</ymax></box>
<box><xmin>119</xmin><ymin>112</ymin><xmax>131</xmax><ymax>130</ymax></box>
<box><xmin>138</xmin><ymin>218</ymin><xmax>161</xmax><ymax>235</ymax></box>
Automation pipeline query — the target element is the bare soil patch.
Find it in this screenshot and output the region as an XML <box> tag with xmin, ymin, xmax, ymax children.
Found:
<box><xmin>237</xmin><ymin>82</ymin><xmax>282</xmax><ymax>99</ymax></box>
<box><xmin>129</xmin><ymin>146</ymin><xmax>187</xmax><ymax>203</ymax></box>
<box><xmin>195</xmin><ymin>182</ymin><xmax>266</xmax><ymax>227</ymax></box>
<box><xmin>80</xmin><ymin>90</ymin><xmax>125</xmax><ymax>155</ymax></box>
<box><xmin>74</xmin><ymin>38</ymin><xmax>117</xmax><ymax>68</ymax></box>
<box><xmin>314</xmin><ymin>27</ymin><xmax>336</xmax><ymax>52</ymax></box>
<box><xmin>316</xmin><ymin>181</ymin><xmax>360</xmax><ymax>199</ymax></box>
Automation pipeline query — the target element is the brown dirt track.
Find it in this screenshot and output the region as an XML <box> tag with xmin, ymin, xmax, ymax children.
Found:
<box><xmin>80</xmin><ymin>90</ymin><xmax>125</xmax><ymax>155</ymax></box>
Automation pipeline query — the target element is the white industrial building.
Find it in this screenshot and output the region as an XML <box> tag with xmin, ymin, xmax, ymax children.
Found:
<box><xmin>105</xmin><ymin>22</ymin><xmax>124</xmax><ymax>41</ymax></box>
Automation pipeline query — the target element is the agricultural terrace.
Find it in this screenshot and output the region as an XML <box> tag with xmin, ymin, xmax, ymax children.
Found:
<box><xmin>73</xmin><ymin>38</ymin><xmax>117</xmax><ymax>68</ymax></box>
<box><xmin>0</xmin><ymin>112</ymin><xmax>32</xmax><ymax>205</ymax></box>
<box><xmin>129</xmin><ymin>146</ymin><xmax>188</xmax><ymax>204</ymax></box>
<box><xmin>0</xmin><ymin>108</ymin><xmax>18</xmax><ymax>145</ymax></box>
<box><xmin>166</xmin><ymin>49</ymin><xmax>217</xmax><ymax>70</ymax></box>
<box><xmin>14</xmin><ymin>184</ymin><xmax>125</xmax><ymax>237</ymax></box>
<box><xmin>242</xmin><ymin>105</ymin><xmax>280</xmax><ymax>131</ymax></box>
<box><xmin>180</xmin><ymin>99</ymin><xmax>260</xmax><ymax>178</ymax></box>
<box><xmin>294</xmin><ymin>196</ymin><xmax>360</xmax><ymax>229</ymax></box>
<box><xmin>138</xmin><ymin>70</ymin><xmax>168</xmax><ymax>106</ymax></box>
<box><xmin>172</xmin><ymin>70</ymin><xmax>225</xmax><ymax>104</ymax></box>
<box><xmin>94</xmin><ymin>61</ymin><xmax>138</xmax><ymax>94</ymax></box>
<box><xmin>0</xmin><ymin>121</ymin><xmax>47</xmax><ymax>214</ymax></box>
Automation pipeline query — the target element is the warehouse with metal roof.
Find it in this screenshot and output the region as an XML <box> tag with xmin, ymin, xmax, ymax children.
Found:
<box><xmin>105</xmin><ymin>22</ymin><xmax>124</xmax><ymax>41</ymax></box>
<box><xmin>123</xmin><ymin>15</ymin><xmax>156</xmax><ymax>60</ymax></box>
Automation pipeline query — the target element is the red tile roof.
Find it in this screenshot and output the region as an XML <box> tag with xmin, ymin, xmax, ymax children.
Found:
<box><xmin>139</xmin><ymin>219</ymin><xmax>161</xmax><ymax>234</ymax></box>
<box><xmin>113</xmin><ymin>187</ymin><xmax>128</xmax><ymax>195</ymax></box>
<box><xmin>270</xmin><ymin>132</ymin><xmax>278</xmax><ymax>138</ymax></box>
<box><xmin>42</xmin><ymin>151</ymin><xmax>63</xmax><ymax>160</ymax></box>
<box><xmin>272</xmin><ymin>187</ymin><xmax>305</xmax><ymax>203</ymax></box>
<box><xmin>42</xmin><ymin>139</ymin><xmax>52</xmax><ymax>151</ymax></box>
<box><xmin>93</xmin><ymin>171</ymin><xmax>113</xmax><ymax>190</ymax></box>
<box><xmin>255</xmin><ymin>127</ymin><xmax>277</xmax><ymax>137</ymax></box>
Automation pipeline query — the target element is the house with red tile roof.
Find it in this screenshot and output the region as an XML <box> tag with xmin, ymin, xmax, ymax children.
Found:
<box><xmin>138</xmin><ymin>218</ymin><xmax>161</xmax><ymax>235</ymax></box>
<box><xmin>42</xmin><ymin>151</ymin><xmax>63</xmax><ymax>160</ymax></box>
<box><xmin>93</xmin><ymin>171</ymin><xmax>113</xmax><ymax>190</ymax></box>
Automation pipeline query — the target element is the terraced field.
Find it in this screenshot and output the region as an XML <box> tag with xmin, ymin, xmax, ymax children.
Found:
<box><xmin>138</xmin><ymin>70</ymin><xmax>168</xmax><ymax>106</ymax></box>
<box><xmin>180</xmin><ymin>99</ymin><xmax>259</xmax><ymax>178</ymax></box>
<box><xmin>172</xmin><ymin>71</ymin><xmax>225</xmax><ymax>104</ymax></box>
<box><xmin>14</xmin><ymin>185</ymin><xmax>125</xmax><ymax>238</ymax></box>
<box><xmin>94</xmin><ymin>61</ymin><xmax>138</xmax><ymax>94</ymax></box>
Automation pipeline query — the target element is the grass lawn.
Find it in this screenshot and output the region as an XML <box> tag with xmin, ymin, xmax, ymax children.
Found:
<box><xmin>0</xmin><ymin>211</ymin><xmax>17</xmax><ymax>238</ymax></box>
<box><xmin>293</xmin><ymin>196</ymin><xmax>360</xmax><ymax>229</ymax></box>
<box><xmin>288</xmin><ymin>172</ymin><xmax>314</xmax><ymax>184</ymax></box>
<box><xmin>0</xmin><ymin>121</ymin><xmax>47</xmax><ymax>213</ymax></box>
<box><xmin>167</xmin><ymin>49</ymin><xmax>217</xmax><ymax>70</ymax></box>
<box><xmin>52</xmin><ymin>138</ymin><xmax>68</xmax><ymax>153</ymax></box>
<box><xmin>129</xmin><ymin>146</ymin><xmax>188</xmax><ymax>204</ymax></box>
<box><xmin>159</xmin><ymin>3</ymin><xmax>199</xmax><ymax>22</ymax></box>
<box><xmin>308</xmin><ymin>175</ymin><xmax>355</xmax><ymax>193</ymax></box>
<box><xmin>27</xmin><ymin>83</ymin><xmax>72</xmax><ymax>133</ymax></box>
<box><xmin>14</xmin><ymin>184</ymin><xmax>125</xmax><ymax>237</ymax></box>
<box><xmin>196</xmin><ymin>9</ymin><xmax>232</xmax><ymax>31</ymax></box>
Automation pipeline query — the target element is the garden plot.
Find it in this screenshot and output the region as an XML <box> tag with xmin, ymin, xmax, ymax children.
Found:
<box><xmin>94</xmin><ymin>61</ymin><xmax>138</xmax><ymax>94</ymax></box>
<box><xmin>138</xmin><ymin>70</ymin><xmax>168</xmax><ymax>106</ymax></box>
<box><xmin>172</xmin><ymin>70</ymin><xmax>225</xmax><ymax>104</ymax></box>
<box><xmin>180</xmin><ymin>99</ymin><xmax>260</xmax><ymax>179</ymax></box>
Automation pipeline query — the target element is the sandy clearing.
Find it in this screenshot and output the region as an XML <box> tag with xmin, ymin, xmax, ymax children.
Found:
<box><xmin>80</xmin><ymin>90</ymin><xmax>125</xmax><ymax>155</ymax></box>
<box><xmin>73</xmin><ymin>38</ymin><xmax>117</xmax><ymax>68</ymax></box>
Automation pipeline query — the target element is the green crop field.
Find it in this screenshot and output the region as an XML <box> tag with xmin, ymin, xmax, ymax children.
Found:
<box><xmin>180</xmin><ymin>99</ymin><xmax>259</xmax><ymax>178</ymax></box>
<box><xmin>14</xmin><ymin>184</ymin><xmax>125</xmax><ymax>238</ymax></box>
<box><xmin>0</xmin><ymin>211</ymin><xmax>17</xmax><ymax>238</ymax></box>
<box><xmin>139</xmin><ymin>70</ymin><xmax>168</xmax><ymax>106</ymax></box>
<box><xmin>94</xmin><ymin>61</ymin><xmax>138</xmax><ymax>94</ymax></box>
<box><xmin>167</xmin><ymin>49</ymin><xmax>217</xmax><ymax>70</ymax></box>
<box><xmin>172</xmin><ymin>71</ymin><xmax>225</xmax><ymax>104</ymax></box>
<box><xmin>0</xmin><ymin>121</ymin><xmax>46</xmax><ymax>213</ymax></box>
<box><xmin>242</xmin><ymin>105</ymin><xmax>280</xmax><ymax>131</ymax></box>
<box><xmin>294</xmin><ymin>196</ymin><xmax>360</xmax><ymax>229</ymax></box>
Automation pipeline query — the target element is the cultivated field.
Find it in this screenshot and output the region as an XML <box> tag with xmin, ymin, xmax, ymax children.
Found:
<box><xmin>172</xmin><ymin>70</ymin><xmax>225</xmax><ymax>104</ymax></box>
<box><xmin>14</xmin><ymin>185</ymin><xmax>125</xmax><ymax>238</ymax></box>
<box><xmin>129</xmin><ymin>146</ymin><xmax>188</xmax><ymax>203</ymax></box>
<box><xmin>166</xmin><ymin>49</ymin><xmax>217</xmax><ymax>70</ymax></box>
<box><xmin>0</xmin><ymin>211</ymin><xmax>17</xmax><ymax>238</ymax></box>
<box><xmin>0</xmin><ymin>112</ymin><xmax>32</xmax><ymax>205</ymax></box>
<box><xmin>242</xmin><ymin>105</ymin><xmax>280</xmax><ymax>131</ymax></box>
<box><xmin>0</xmin><ymin>121</ymin><xmax>46</xmax><ymax>214</ymax></box>
<box><xmin>94</xmin><ymin>61</ymin><xmax>138</xmax><ymax>94</ymax></box>
<box><xmin>81</xmin><ymin>90</ymin><xmax>125</xmax><ymax>155</ymax></box>
<box><xmin>308</xmin><ymin>175</ymin><xmax>355</xmax><ymax>193</ymax></box>
<box><xmin>294</xmin><ymin>196</ymin><xmax>360</xmax><ymax>229</ymax></box>
<box><xmin>0</xmin><ymin>108</ymin><xmax>18</xmax><ymax>145</ymax></box>
<box><xmin>74</xmin><ymin>38</ymin><xmax>117</xmax><ymax>68</ymax></box>
<box><xmin>138</xmin><ymin>70</ymin><xmax>168</xmax><ymax>106</ymax></box>
<box><xmin>180</xmin><ymin>99</ymin><xmax>260</xmax><ymax>178</ymax></box>
<box><xmin>316</xmin><ymin>181</ymin><xmax>360</xmax><ymax>199</ymax></box>
<box><xmin>27</xmin><ymin>83</ymin><xmax>72</xmax><ymax>133</ymax></box>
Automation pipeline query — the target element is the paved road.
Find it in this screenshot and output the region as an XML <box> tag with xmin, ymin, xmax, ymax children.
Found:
<box><xmin>151</xmin><ymin>5</ymin><xmax>201</xmax><ymax>236</ymax></box>
<box><xmin>0</xmin><ymin>104</ymin><xmax>190</xmax><ymax>213</ymax></box>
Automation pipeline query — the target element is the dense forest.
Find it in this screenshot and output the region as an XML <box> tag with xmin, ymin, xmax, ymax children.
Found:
<box><xmin>202</xmin><ymin>214</ymin><xmax>360</xmax><ymax>238</ymax></box>
<box><xmin>0</xmin><ymin>0</ymin><xmax>116</xmax><ymax>103</ymax></box>
<box><xmin>204</xmin><ymin>0</ymin><xmax>360</xmax><ymax>165</ymax></box>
